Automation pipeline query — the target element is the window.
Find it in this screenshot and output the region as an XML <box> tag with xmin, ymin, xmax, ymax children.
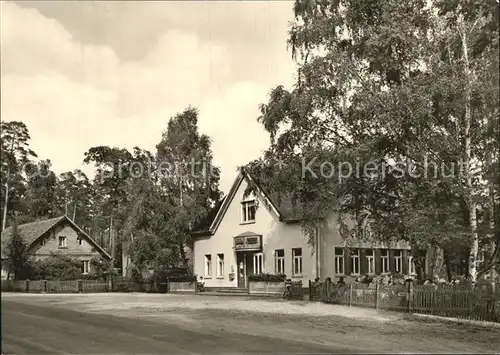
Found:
<box><xmin>381</xmin><ymin>249</ymin><xmax>389</xmax><ymax>273</ymax></box>
<box><xmin>253</xmin><ymin>252</ymin><xmax>263</xmax><ymax>274</ymax></box>
<box><xmin>335</xmin><ymin>247</ymin><xmax>344</xmax><ymax>275</ymax></box>
<box><xmin>81</xmin><ymin>260</ymin><xmax>90</xmax><ymax>274</ymax></box>
<box><xmin>292</xmin><ymin>248</ymin><xmax>302</xmax><ymax>276</ymax></box>
<box><xmin>77</xmin><ymin>237</ymin><xmax>83</xmax><ymax>246</ymax></box>
<box><xmin>40</xmin><ymin>238</ymin><xmax>46</xmax><ymax>246</ymax></box>
<box><xmin>241</xmin><ymin>200</ymin><xmax>256</xmax><ymax>223</ymax></box>
<box><xmin>366</xmin><ymin>249</ymin><xmax>375</xmax><ymax>274</ymax></box>
<box><xmin>216</xmin><ymin>254</ymin><xmax>224</xmax><ymax>278</ymax></box>
<box><xmin>204</xmin><ymin>254</ymin><xmax>212</xmax><ymax>277</ymax></box>
<box><xmin>394</xmin><ymin>250</ymin><xmax>402</xmax><ymax>273</ymax></box>
<box><xmin>275</xmin><ymin>249</ymin><xmax>285</xmax><ymax>274</ymax></box>
<box><xmin>408</xmin><ymin>256</ymin><xmax>416</xmax><ymax>275</ymax></box>
<box><xmin>58</xmin><ymin>236</ymin><xmax>67</xmax><ymax>248</ymax></box>
<box><xmin>350</xmin><ymin>249</ymin><xmax>360</xmax><ymax>275</ymax></box>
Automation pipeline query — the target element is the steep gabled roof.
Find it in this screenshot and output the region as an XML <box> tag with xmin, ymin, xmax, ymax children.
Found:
<box><xmin>1</xmin><ymin>215</ymin><xmax>111</xmax><ymax>260</ymax></box>
<box><xmin>191</xmin><ymin>169</ymin><xmax>304</xmax><ymax>237</ymax></box>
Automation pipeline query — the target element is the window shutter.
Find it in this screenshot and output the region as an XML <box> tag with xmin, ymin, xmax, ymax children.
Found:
<box><xmin>389</xmin><ymin>249</ymin><xmax>395</xmax><ymax>273</ymax></box>
<box><xmin>360</xmin><ymin>248</ymin><xmax>367</xmax><ymax>275</ymax></box>
<box><xmin>345</xmin><ymin>248</ymin><xmax>351</xmax><ymax>275</ymax></box>
<box><xmin>375</xmin><ymin>249</ymin><xmax>382</xmax><ymax>275</ymax></box>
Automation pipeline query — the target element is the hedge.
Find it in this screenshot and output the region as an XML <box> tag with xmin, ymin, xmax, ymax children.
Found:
<box><xmin>248</xmin><ymin>273</ymin><xmax>286</xmax><ymax>282</ymax></box>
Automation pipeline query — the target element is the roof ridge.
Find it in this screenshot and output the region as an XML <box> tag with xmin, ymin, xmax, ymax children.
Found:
<box><xmin>6</xmin><ymin>215</ymin><xmax>65</xmax><ymax>227</ymax></box>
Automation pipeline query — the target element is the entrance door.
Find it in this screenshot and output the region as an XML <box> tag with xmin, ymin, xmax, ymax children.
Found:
<box><xmin>236</xmin><ymin>252</ymin><xmax>246</xmax><ymax>288</ymax></box>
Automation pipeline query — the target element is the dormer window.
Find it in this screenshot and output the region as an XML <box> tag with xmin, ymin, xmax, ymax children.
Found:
<box><xmin>241</xmin><ymin>200</ymin><xmax>256</xmax><ymax>223</ymax></box>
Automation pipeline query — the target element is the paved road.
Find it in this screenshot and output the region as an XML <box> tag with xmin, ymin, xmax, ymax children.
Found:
<box><xmin>1</xmin><ymin>299</ymin><xmax>354</xmax><ymax>354</ymax></box>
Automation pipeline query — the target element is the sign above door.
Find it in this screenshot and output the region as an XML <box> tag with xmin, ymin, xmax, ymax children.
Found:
<box><xmin>234</xmin><ymin>234</ymin><xmax>262</xmax><ymax>251</ymax></box>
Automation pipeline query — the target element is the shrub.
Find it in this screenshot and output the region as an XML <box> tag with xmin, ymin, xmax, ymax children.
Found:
<box><xmin>32</xmin><ymin>253</ymin><xmax>83</xmax><ymax>280</ymax></box>
<box><xmin>248</xmin><ymin>273</ymin><xmax>286</xmax><ymax>282</ymax></box>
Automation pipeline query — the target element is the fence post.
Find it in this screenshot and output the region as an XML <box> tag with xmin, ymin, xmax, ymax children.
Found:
<box><xmin>349</xmin><ymin>282</ymin><xmax>353</xmax><ymax>307</ymax></box>
<box><xmin>25</xmin><ymin>280</ymin><xmax>30</xmax><ymax>293</ymax></box>
<box><xmin>43</xmin><ymin>280</ymin><xmax>47</xmax><ymax>293</ymax></box>
<box><xmin>308</xmin><ymin>280</ymin><xmax>312</xmax><ymax>300</ymax></box>
<box><xmin>407</xmin><ymin>281</ymin><xmax>413</xmax><ymax>313</ymax></box>
<box><xmin>375</xmin><ymin>283</ymin><xmax>380</xmax><ymax>309</ymax></box>
<box><xmin>78</xmin><ymin>280</ymin><xmax>83</xmax><ymax>293</ymax></box>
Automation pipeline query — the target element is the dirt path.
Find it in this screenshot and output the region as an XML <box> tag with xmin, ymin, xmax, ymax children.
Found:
<box><xmin>3</xmin><ymin>293</ymin><xmax>499</xmax><ymax>353</ymax></box>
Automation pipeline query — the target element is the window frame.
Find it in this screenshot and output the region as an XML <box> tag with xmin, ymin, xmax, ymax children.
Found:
<box><xmin>334</xmin><ymin>247</ymin><xmax>345</xmax><ymax>275</ymax></box>
<box><xmin>58</xmin><ymin>236</ymin><xmax>67</xmax><ymax>248</ymax></box>
<box><xmin>216</xmin><ymin>253</ymin><xmax>224</xmax><ymax>278</ymax></box>
<box><xmin>408</xmin><ymin>256</ymin><xmax>416</xmax><ymax>275</ymax></box>
<box><xmin>380</xmin><ymin>249</ymin><xmax>389</xmax><ymax>274</ymax></box>
<box><xmin>394</xmin><ymin>250</ymin><xmax>402</xmax><ymax>273</ymax></box>
<box><xmin>366</xmin><ymin>249</ymin><xmax>375</xmax><ymax>275</ymax></box>
<box><xmin>81</xmin><ymin>260</ymin><xmax>90</xmax><ymax>274</ymax></box>
<box><xmin>204</xmin><ymin>254</ymin><xmax>212</xmax><ymax>278</ymax></box>
<box><xmin>253</xmin><ymin>252</ymin><xmax>264</xmax><ymax>274</ymax></box>
<box><xmin>241</xmin><ymin>200</ymin><xmax>256</xmax><ymax>223</ymax></box>
<box><xmin>292</xmin><ymin>248</ymin><xmax>303</xmax><ymax>277</ymax></box>
<box><xmin>350</xmin><ymin>248</ymin><xmax>360</xmax><ymax>275</ymax></box>
<box><xmin>275</xmin><ymin>249</ymin><xmax>285</xmax><ymax>275</ymax></box>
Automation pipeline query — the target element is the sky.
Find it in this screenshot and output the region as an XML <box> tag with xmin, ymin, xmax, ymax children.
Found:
<box><xmin>1</xmin><ymin>1</ymin><xmax>297</xmax><ymax>193</ymax></box>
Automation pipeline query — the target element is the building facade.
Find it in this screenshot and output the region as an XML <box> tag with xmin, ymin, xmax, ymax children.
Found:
<box><xmin>192</xmin><ymin>169</ymin><xmax>425</xmax><ymax>289</ymax></box>
<box><xmin>1</xmin><ymin>215</ymin><xmax>111</xmax><ymax>279</ymax></box>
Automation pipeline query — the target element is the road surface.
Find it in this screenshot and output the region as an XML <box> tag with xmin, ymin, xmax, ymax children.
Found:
<box><xmin>1</xmin><ymin>299</ymin><xmax>353</xmax><ymax>354</ymax></box>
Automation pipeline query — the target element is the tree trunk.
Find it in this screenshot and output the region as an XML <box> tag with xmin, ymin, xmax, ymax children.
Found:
<box><xmin>72</xmin><ymin>200</ymin><xmax>77</xmax><ymax>221</ymax></box>
<box><xmin>2</xmin><ymin>180</ymin><xmax>9</xmax><ymax>231</ymax></box>
<box><xmin>460</xmin><ymin>17</ymin><xmax>479</xmax><ymax>283</ymax></box>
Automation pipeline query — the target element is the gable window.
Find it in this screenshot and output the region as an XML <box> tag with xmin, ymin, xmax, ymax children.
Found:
<box><xmin>408</xmin><ymin>255</ymin><xmax>416</xmax><ymax>275</ymax></box>
<box><xmin>292</xmin><ymin>248</ymin><xmax>302</xmax><ymax>276</ymax></box>
<box><xmin>275</xmin><ymin>249</ymin><xmax>285</xmax><ymax>274</ymax></box>
<box><xmin>216</xmin><ymin>254</ymin><xmax>224</xmax><ymax>278</ymax></box>
<box><xmin>77</xmin><ymin>237</ymin><xmax>83</xmax><ymax>246</ymax></box>
<box><xmin>81</xmin><ymin>260</ymin><xmax>90</xmax><ymax>274</ymax></box>
<box><xmin>204</xmin><ymin>254</ymin><xmax>212</xmax><ymax>277</ymax></box>
<box><xmin>366</xmin><ymin>249</ymin><xmax>375</xmax><ymax>274</ymax></box>
<box><xmin>253</xmin><ymin>252</ymin><xmax>263</xmax><ymax>274</ymax></box>
<box><xmin>241</xmin><ymin>200</ymin><xmax>256</xmax><ymax>223</ymax></box>
<box><xmin>381</xmin><ymin>249</ymin><xmax>389</xmax><ymax>274</ymax></box>
<box><xmin>335</xmin><ymin>247</ymin><xmax>344</xmax><ymax>275</ymax></box>
<box><xmin>58</xmin><ymin>236</ymin><xmax>67</xmax><ymax>248</ymax></box>
<box><xmin>350</xmin><ymin>249</ymin><xmax>360</xmax><ymax>275</ymax></box>
<box><xmin>394</xmin><ymin>250</ymin><xmax>402</xmax><ymax>273</ymax></box>
<box><xmin>40</xmin><ymin>238</ymin><xmax>46</xmax><ymax>246</ymax></box>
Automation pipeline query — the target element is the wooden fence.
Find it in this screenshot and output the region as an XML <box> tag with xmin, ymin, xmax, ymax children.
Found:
<box><xmin>1</xmin><ymin>279</ymin><xmax>188</xmax><ymax>294</ymax></box>
<box><xmin>309</xmin><ymin>281</ymin><xmax>500</xmax><ymax>323</ymax></box>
